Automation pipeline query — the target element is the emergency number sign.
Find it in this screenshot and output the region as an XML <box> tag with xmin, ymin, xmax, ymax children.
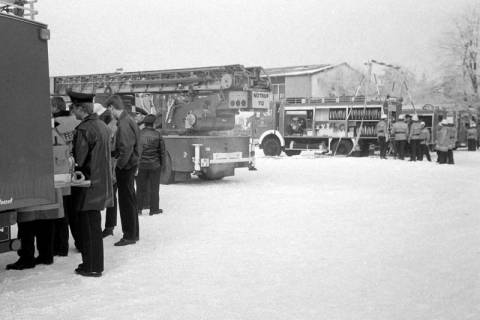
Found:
<box><xmin>251</xmin><ymin>91</ymin><xmax>272</xmax><ymax>110</ymax></box>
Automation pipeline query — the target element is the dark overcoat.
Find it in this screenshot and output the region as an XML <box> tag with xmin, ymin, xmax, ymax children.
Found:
<box><xmin>72</xmin><ymin>114</ymin><xmax>113</xmax><ymax>211</ymax></box>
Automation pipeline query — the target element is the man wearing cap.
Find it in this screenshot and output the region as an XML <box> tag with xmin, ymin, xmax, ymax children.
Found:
<box><xmin>136</xmin><ymin>114</ymin><xmax>166</xmax><ymax>215</ymax></box>
<box><xmin>408</xmin><ymin>114</ymin><xmax>422</xmax><ymax>161</ymax></box>
<box><xmin>69</xmin><ymin>90</ymin><xmax>113</xmax><ymax>277</ymax></box>
<box><xmin>376</xmin><ymin>114</ymin><xmax>388</xmax><ymax>159</ymax></box>
<box><xmin>391</xmin><ymin>114</ymin><xmax>408</xmax><ymax>160</ymax></box>
<box><xmin>104</xmin><ymin>95</ymin><xmax>140</xmax><ymax>246</ymax></box>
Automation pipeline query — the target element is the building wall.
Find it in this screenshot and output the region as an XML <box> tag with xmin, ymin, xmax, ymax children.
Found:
<box><xmin>310</xmin><ymin>64</ymin><xmax>363</xmax><ymax>97</ymax></box>
<box><xmin>285</xmin><ymin>75</ymin><xmax>311</xmax><ymax>98</ymax></box>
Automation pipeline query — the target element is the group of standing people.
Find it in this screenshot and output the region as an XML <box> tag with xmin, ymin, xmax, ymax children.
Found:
<box><xmin>6</xmin><ymin>91</ymin><xmax>166</xmax><ymax>278</ymax></box>
<box><xmin>376</xmin><ymin>113</ymin><xmax>432</xmax><ymax>161</ymax></box>
<box><xmin>375</xmin><ymin>113</ymin><xmax>478</xmax><ymax>164</ymax></box>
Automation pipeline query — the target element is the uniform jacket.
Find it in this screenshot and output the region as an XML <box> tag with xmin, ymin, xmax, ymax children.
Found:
<box><xmin>376</xmin><ymin>120</ymin><xmax>387</xmax><ymax>138</ymax></box>
<box><xmin>409</xmin><ymin>122</ymin><xmax>422</xmax><ymax>140</ymax></box>
<box><xmin>99</xmin><ymin>109</ymin><xmax>113</xmax><ymax>125</ymax></box>
<box><xmin>391</xmin><ymin>121</ymin><xmax>408</xmax><ymax>141</ymax></box>
<box><xmin>435</xmin><ymin>126</ymin><xmax>450</xmax><ymax>152</ymax></box>
<box><xmin>419</xmin><ymin>127</ymin><xmax>430</xmax><ymax>145</ymax></box>
<box><xmin>72</xmin><ymin>113</ymin><xmax>113</xmax><ymax>211</ymax></box>
<box><xmin>114</xmin><ymin>110</ymin><xmax>140</xmax><ymax>170</ymax></box>
<box><xmin>138</xmin><ymin>127</ymin><xmax>166</xmax><ymax>170</ymax></box>
<box><xmin>467</xmin><ymin>128</ymin><xmax>478</xmax><ymax>140</ymax></box>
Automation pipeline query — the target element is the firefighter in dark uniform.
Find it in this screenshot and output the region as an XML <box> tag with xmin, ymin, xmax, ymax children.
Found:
<box><xmin>136</xmin><ymin>114</ymin><xmax>166</xmax><ymax>215</ymax></box>
<box><xmin>105</xmin><ymin>95</ymin><xmax>140</xmax><ymax>247</ymax></box>
<box><xmin>375</xmin><ymin>114</ymin><xmax>388</xmax><ymax>159</ymax></box>
<box><xmin>69</xmin><ymin>90</ymin><xmax>113</xmax><ymax>277</ymax></box>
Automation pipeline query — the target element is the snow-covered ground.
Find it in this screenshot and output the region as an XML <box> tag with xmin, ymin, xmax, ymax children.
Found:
<box><xmin>1</xmin><ymin>150</ymin><xmax>480</xmax><ymax>320</ymax></box>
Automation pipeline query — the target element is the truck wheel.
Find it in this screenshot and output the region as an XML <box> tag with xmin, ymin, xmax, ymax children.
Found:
<box><xmin>331</xmin><ymin>140</ymin><xmax>353</xmax><ymax>155</ymax></box>
<box><xmin>262</xmin><ymin>136</ymin><xmax>281</xmax><ymax>156</ymax></box>
<box><xmin>160</xmin><ymin>152</ymin><xmax>174</xmax><ymax>184</ymax></box>
<box><xmin>285</xmin><ymin>150</ymin><xmax>301</xmax><ymax>156</ymax></box>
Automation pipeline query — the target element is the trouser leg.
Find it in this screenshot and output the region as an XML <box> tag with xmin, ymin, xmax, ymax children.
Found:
<box><xmin>105</xmin><ymin>183</ymin><xmax>117</xmax><ymax>229</ymax></box>
<box><xmin>418</xmin><ymin>144</ymin><xmax>424</xmax><ymax>160</ymax></box>
<box><xmin>66</xmin><ymin>194</ymin><xmax>82</xmax><ymax>251</ymax></box>
<box><xmin>439</xmin><ymin>151</ymin><xmax>447</xmax><ymax>164</ymax></box>
<box><xmin>35</xmin><ymin>219</ymin><xmax>54</xmax><ymax>261</ymax></box>
<box><xmin>17</xmin><ymin>221</ymin><xmax>35</xmax><ymax>263</ymax></box>
<box><xmin>468</xmin><ymin>139</ymin><xmax>476</xmax><ymax>151</ymax></box>
<box><xmin>149</xmin><ymin>167</ymin><xmax>161</xmax><ymax>211</ymax></box>
<box><xmin>53</xmin><ymin>195</ymin><xmax>71</xmax><ymax>255</ymax></box>
<box><xmin>447</xmin><ymin>149</ymin><xmax>454</xmax><ymax>164</ymax></box>
<box><xmin>410</xmin><ymin>140</ymin><xmax>417</xmax><ymax>161</ymax></box>
<box><xmin>79</xmin><ymin>210</ymin><xmax>104</xmax><ymax>273</ymax></box>
<box><xmin>378</xmin><ymin>137</ymin><xmax>386</xmax><ymax>158</ymax></box>
<box><xmin>398</xmin><ymin>140</ymin><xmax>406</xmax><ymax>159</ymax></box>
<box><xmin>135</xmin><ymin>169</ymin><xmax>149</xmax><ymax>213</ymax></box>
<box><xmin>116</xmin><ymin>167</ymin><xmax>139</xmax><ymax>241</ymax></box>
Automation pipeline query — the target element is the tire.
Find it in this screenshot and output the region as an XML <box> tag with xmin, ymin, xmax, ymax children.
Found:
<box><xmin>331</xmin><ymin>140</ymin><xmax>353</xmax><ymax>155</ymax></box>
<box><xmin>285</xmin><ymin>150</ymin><xmax>301</xmax><ymax>156</ymax></box>
<box><xmin>262</xmin><ymin>136</ymin><xmax>281</xmax><ymax>156</ymax></box>
<box><xmin>160</xmin><ymin>152</ymin><xmax>174</xmax><ymax>184</ymax></box>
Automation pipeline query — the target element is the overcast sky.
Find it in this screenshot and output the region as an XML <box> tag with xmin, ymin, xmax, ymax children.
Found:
<box><xmin>36</xmin><ymin>0</ymin><xmax>473</xmax><ymax>77</ymax></box>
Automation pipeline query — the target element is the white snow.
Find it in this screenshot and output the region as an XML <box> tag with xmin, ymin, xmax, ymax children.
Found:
<box><xmin>1</xmin><ymin>151</ymin><xmax>480</xmax><ymax>320</ymax></box>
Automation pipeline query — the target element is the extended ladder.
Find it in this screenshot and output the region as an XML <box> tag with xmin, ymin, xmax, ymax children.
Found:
<box><xmin>51</xmin><ymin>65</ymin><xmax>270</xmax><ymax>96</ymax></box>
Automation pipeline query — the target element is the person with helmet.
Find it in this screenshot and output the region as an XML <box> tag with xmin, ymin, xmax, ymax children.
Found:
<box><xmin>466</xmin><ymin>123</ymin><xmax>478</xmax><ymax>151</ymax></box>
<box><xmin>376</xmin><ymin>114</ymin><xmax>388</xmax><ymax>159</ymax></box>
<box><xmin>408</xmin><ymin>114</ymin><xmax>422</xmax><ymax>161</ymax></box>
<box><xmin>435</xmin><ymin>119</ymin><xmax>449</xmax><ymax>164</ymax></box>
<box><xmin>391</xmin><ymin>114</ymin><xmax>408</xmax><ymax>160</ymax></box>
<box><xmin>418</xmin><ymin>122</ymin><xmax>431</xmax><ymax>161</ymax></box>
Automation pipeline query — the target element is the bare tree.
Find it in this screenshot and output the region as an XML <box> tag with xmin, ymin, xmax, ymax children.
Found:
<box><xmin>439</xmin><ymin>3</ymin><xmax>480</xmax><ymax>104</ymax></box>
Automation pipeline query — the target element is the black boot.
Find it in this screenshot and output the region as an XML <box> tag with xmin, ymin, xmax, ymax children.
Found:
<box><xmin>149</xmin><ymin>209</ymin><xmax>163</xmax><ymax>215</ymax></box>
<box><xmin>6</xmin><ymin>258</ymin><xmax>35</xmax><ymax>270</ymax></box>
<box><xmin>35</xmin><ymin>256</ymin><xmax>53</xmax><ymax>265</ymax></box>
<box><xmin>102</xmin><ymin>228</ymin><xmax>114</xmax><ymax>238</ymax></box>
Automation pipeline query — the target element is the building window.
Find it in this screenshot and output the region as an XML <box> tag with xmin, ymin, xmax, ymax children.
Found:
<box><xmin>272</xmin><ymin>83</ymin><xmax>285</xmax><ymax>101</ymax></box>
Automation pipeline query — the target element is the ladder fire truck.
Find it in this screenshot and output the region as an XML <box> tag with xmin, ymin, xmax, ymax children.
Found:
<box><xmin>51</xmin><ymin>65</ymin><xmax>272</xmax><ymax>183</ymax></box>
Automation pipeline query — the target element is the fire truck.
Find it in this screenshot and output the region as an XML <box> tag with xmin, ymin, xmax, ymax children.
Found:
<box><xmin>51</xmin><ymin>65</ymin><xmax>272</xmax><ymax>183</ymax></box>
<box><xmin>257</xmin><ymin>96</ymin><xmax>395</xmax><ymax>156</ymax></box>
<box><xmin>256</xmin><ymin>95</ymin><xmax>476</xmax><ymax>157</ymax></box>
<box><xmin>0</xmin><ymin>1</ymin><xmax>72</xmax><ymax>253</ymax></box>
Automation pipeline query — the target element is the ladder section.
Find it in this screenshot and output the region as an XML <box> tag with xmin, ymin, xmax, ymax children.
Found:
<box><xmin>0</xmin><ymin>0</ymin><xmax>37</xmax><ymax>20</ymax></box>
<box><xmin>52</xmin><ymin>64</ymin><xmax>271</xmax><ymax>95</ymax></box>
